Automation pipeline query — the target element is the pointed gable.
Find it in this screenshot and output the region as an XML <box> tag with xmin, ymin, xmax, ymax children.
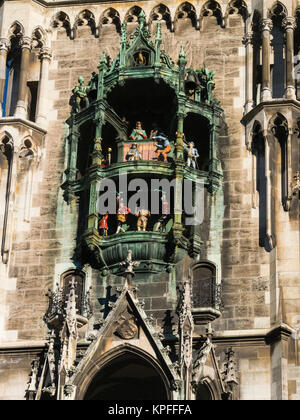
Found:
<box><xmin>62</xmin><ymin>284</ymin><xmax>181</xmax><ymax>400</ymax></box>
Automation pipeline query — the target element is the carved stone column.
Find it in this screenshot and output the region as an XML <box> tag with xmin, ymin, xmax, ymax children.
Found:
<box><xmin>260</xmin><ymin>19</ymin><xmax>273</xmax><ymax>102</ymax></box>
<box><xmin>35</xmin><ymin>47</ymin><xmax>52</xmax><ymax>127</ymax></box>
<box><xmin>14</xmin><ymin>36</ymin><xmax>31</xmax><ymax>118</ymax></box>
<box><xmin>243</xmin><ymin>31</ymin><xmax>254</xmax><ymax>114</ymax></box>
<box><xmin>0</xmin><ymin>39</ymin><xmax>9</xmax><ymax>117</ymax></box>
<box><xmin>283</xmin><ymin>17</ymin><xmax>297</xmax><ymax>100</ymax></box>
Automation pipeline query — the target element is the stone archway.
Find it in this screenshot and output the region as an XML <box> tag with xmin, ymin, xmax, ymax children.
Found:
<box><xmin>83</xmin><ymin>352</ymin><xmax>169</xmax><ymax>401</ymax></box>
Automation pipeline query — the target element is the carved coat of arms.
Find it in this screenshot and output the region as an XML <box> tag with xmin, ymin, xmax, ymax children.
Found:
<box><xmin>114</xmin><ymin>307</ymin><xmax>138</xmax><ymax>340</ymax></box>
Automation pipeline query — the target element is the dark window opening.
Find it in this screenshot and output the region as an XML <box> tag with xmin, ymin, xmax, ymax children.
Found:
<box><xmin>252</xmin><ymin>128</ymin><xmax>267</xmax><ymax>248</ymax></box>
<box><xmin>76</xmin><ymin>121</ymin><xmax>96</xmax><ymax>178</ymax></box>
<box><xmin>27</xmin><ymin>81</ymin><xmax>38</xmax><ymax>122</ymax></box>
<box><xmin>271</xmin><ymin>25</ymin><xmax>285</xmax><ymax>98</ymax></box>
<box><xmin>5</xmin><ymin>52</ymin><xmax>21</xmax><ymax>117</ymax></box>
<box><xmin>107</xmin><ymin>79</ymin><xmax>177</xmax><ymax>140</ymax></box>
<box><xmin>183</xmin><ymin>113</ymin><xmax>210</xmax><ymax>171</ymax></box>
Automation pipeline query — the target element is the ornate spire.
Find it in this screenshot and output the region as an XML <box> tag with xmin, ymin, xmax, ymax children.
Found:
<box><xmin>120</xmin><ymin>249</ymin><xmax>140</xmax><ymax>286</ymax></box>
<box><xmin>177</xmin><ymin>277</ymin><xmax>194</xmax><ymax>399</ymax></box>
<box><xmin>138</xmin><ymin>10</ymin><xmax>146</xmax><ymax>30</ymax></box>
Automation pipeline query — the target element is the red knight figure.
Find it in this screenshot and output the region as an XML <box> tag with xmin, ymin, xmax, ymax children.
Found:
<box><xmin>99</xmin><ymin>212</ymin><xmax>109</xmax><ymax>237</ymax></box>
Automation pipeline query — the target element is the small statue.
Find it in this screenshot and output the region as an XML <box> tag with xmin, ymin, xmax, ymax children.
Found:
<box><xmin>155</xmin><ymin>190</ymin><xmax>170</xmax><ymax>233</ymax></box>
<box><xmin>73</xmin><ymin>76</ymin><xmax>90</xmax><ymax>113</ymax></box>
<box><xmin>186</xmin><ymin>142</ymin><xmax>199</xmax><ymax>169</ymax></box>
<box><xmin>116</xmin><ymin>199</ymin><xmax>131</xmax><ymax>234</ymax></box>
<box><xmin>150</xmin><ymin>128</ymin><xmax>158</xmax><ymax>139</ymax></box>
<box><xmin>135</xmin><ymin>51</ymin><xmax>147</xmax><ymax>66</ymax></box>
<box><xmin>126</xmin><ymin>143</ymin><xmax>142</xmax><ymax>161</ymax></box>
<box><xmin>197</xmin><ymin>68</ymin><xmax>215</xmax><ymax>104</ymax></box>
<box><xmin>154</xmin><ymin>132</ymin><xmax>172</xmax><ymax>162</ymax></box>
<box><xmin>130</xmin><ymin>122</ymin><xmax>147</xmax><ymax>142</ymax></box>
<box><xmin>136</xmin><ymin>209</ymin><xmax>151</xmax><ymax>232</ymax></box>
<box><xmin>88</xmin><ymin>72</ymin><xmax>97</xmax><ymax>91</ymax></box>
<box><xmin>99</xmin><ymin>212</ymin><xmax>109</xmax><ymax>237</ymax></box>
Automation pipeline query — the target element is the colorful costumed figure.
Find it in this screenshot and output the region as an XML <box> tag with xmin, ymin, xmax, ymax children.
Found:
<box><xmin>116</xmin><ymin>200</ymin><xmax>131</xmax><ymax>234</ymax></box>
<box><xmin>99</xmin><ymin>212</ymin><xmax>109</xmax><ymax>237</ymax></box>
<box><xmin>126</xmin><ymin>144</ymin><xmax>142</xmax><ymax>161</ymax></box>
<box><xmin>186</xmin><ymin>142</ymin><xmax>199</xmax><ymax>169</ymax></box>
<box><xmin>130</xmin><ymin>122</ymin><xmax>147</xmax><ymax>141</ymax></box>
<box><xmin>154</xmin><ymin>133</ymin><xmax>172</xmax><ymax>162</ymax></box>
<box><xmin>136</xmin><ymin>209</ymin><xmax>151</xmax><ymax>232</ymax></box>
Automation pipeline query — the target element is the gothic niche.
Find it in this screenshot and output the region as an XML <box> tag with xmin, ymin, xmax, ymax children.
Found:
<box><xmin>74</xmin><ymin>10</ymin><xmax>97</xmax><ymax>39</ymax></box>
<box><xmin>269</xmin><ymin>2</ymin><xmax>287</xmax><ymax>98</ymax></box>
<box><xmin>200</xmin><ymin>1</ymin><xmax>224</xmax><ymax>30</ymax></box>
<box><xmin>175</xmin><ymin>2</ymin><xmax>198</xmax><ymax>31</ymax></box>
<box><xmin>51</xmin><ymin>11</ymin><xmax>72</xmax><ymax>39</ymax></box>
<box><xmin>149</xmin><ymin>4</ymin><xmax>172</xmax><ymax>32</ymax></box>
<box><xmin>225</xmin><ymin>0</ymin><xmax>248</xmax><ymax>27</ymax></box>
<box><xmin>0</xmin><ymin>135</ymin><xmax>13</xmax><ymax>264</ymax></box>
<box><xmin>270</xmin><ymin>113</ymin><xmax>290</xmax><ymax>211</ymax></box>
<box><xmin>100</xmin><ymin>8</ymin><xmax>121</xmax><ymax>34</ymax></box>
<box><xmin>5</xmin><ymin>23</ymin><xmax>23</xmax><ymax>117</ymax></box>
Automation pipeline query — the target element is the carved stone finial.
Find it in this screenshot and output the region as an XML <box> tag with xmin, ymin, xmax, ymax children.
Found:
<box><xmin>119</xmin><ymin>250</ymin><xmax>140</xmax><ymax>285</ymax></box>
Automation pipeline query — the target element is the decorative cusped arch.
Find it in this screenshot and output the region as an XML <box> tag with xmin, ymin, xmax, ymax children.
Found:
<box><xmin>73</xmin><ymin>9</ymin><xmax>97</xmax><ymax>38</ymax></box>
<box><xmin>50</xmin><ymin>11</ymin><xmax>72</xmax><ymax>38</ymax></box>
<box><xmin>225</xmin><ymin>0</ymin><xmax>248</xmax><ymax>27</ymax></box>
<box><xmin>99</xmin><ymin>8</ymin><xmax>121</xmax><ymax>34</ymax></box>
<box><xmin>200</xmin><ymin>1</ymin><xmax>224</xmax><ymax>30</ymax></box>
<box><xmin>174</xmin><ymin>2</ymin><xmax>198</xmax><ymax>31</ymax></box>
<box><xmin>71</xmin><ymin>344</ymin><xmax>173</xmax><ymax>400</ymax></box>
<box><xmin>31</xmin><ymin>26</ymin><xmax>47</xmax><ymax>49</ymax></box>
<box><xmin>7</xmin><ymin>21</ymin><xmax>25</xmax><ymax>40</ymax></box>
<box><xmin>124</xmin><ymin>6</ymin><xmax>144</xmax><ymax>24</ymax></box>
<box><xmin>149</xmin><ymin>4</ymin><xmax>173</xmax><ymax>32</ymax></box>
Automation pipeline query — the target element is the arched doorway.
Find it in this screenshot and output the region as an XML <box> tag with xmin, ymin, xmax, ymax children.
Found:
<box><xmin>196</xmin><ymin>383</ymin><xmax>213</xmax><ymax>400</ymax></box>
<box><xmin>83</xmin><ymin>353</ymin><xmax>169</xmax><ymax>400</ymax></box>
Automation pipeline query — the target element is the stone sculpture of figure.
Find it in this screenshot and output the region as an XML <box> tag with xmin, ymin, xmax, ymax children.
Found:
<box><xmin>154</xmin><ymin>132</ymin><xmax>172</xmax><ymax>162</ymax></box>
<box><xmin>130</xmin><ymin>122</ymin><xmax>147</xmax><ymax>142</ymax></box>
<box><xmin>116</xmin><ymin>200</ymin><xmax>131</xmax><ymax>234</ymax></box>
<box><xmin>197</xmin><ymin>68</ymin><xmax>215</xmax><ymax>104</ymax></box>
<box><xmin>126</xmin><ymin>143</ymin><xmax>142</xmax><ymax>161</ymax></box>
<box><xmin>186</xmin><ymin>142</ymin><xmax>199</xmax><ymax>169</ymax></box>
<box><xmin>99</xmin><ymin>212</ymin><xmax>109</xmax><ymax>237</ymax></box>
<box><xmin>136</xmin><ymin>209</ymin><xmax>151</xmax><ymax>232</ymax></box>
<box><xmin>73</xmin><ymin>76</ymin><xmax>90</xmax><ymax>113</ymax></box>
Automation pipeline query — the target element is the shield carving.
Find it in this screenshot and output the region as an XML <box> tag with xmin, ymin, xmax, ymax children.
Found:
<box><xmin>115</xmin><ymin>309</ymin><xmax>138</xmax><ymax>340</ymax></box>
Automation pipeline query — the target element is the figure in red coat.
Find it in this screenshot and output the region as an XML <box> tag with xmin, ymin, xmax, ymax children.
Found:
<box><xmin>99</xmin><ymin>212</ymin><xmax>109</xmax><ymax>237</ymax></box>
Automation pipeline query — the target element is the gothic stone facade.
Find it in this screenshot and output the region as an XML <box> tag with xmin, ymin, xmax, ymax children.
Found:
<box><xmin>0</xmin><ymin>0</ymin><xmax>299</xmax><ymax>401</ymax></box>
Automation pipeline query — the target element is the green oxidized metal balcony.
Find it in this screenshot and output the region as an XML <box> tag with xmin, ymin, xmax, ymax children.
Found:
<box><xmin>62</xmin><ymin>11</ymin><xmax>223</xmax><ymax>275</ymax></box>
